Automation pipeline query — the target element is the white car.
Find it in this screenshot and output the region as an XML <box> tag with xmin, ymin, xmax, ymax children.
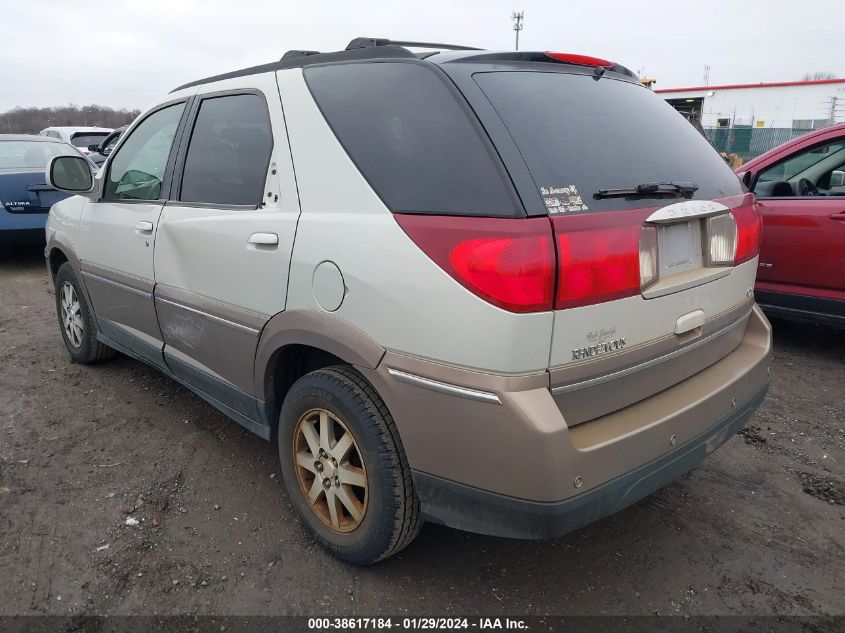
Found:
<box><xmin>43</xmin><ymin>38</ymin><xmax>771</xmax><ymax>565</ymax></box>
<box><xmin>39</xmin><ymin>126</ymin><xmax>112</xmax><ymax>157</ymax></box>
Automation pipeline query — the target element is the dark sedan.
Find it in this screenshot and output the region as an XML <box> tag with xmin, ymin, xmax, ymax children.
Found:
<box><xmin>87</xmin><ymin>125</ymin><xmax>128</xmax><ymax>166</ymax></box>
<box><xmin>0</xmin><ymin>135</ymin><xmax>93</xmax><ymax>244</ymax></box>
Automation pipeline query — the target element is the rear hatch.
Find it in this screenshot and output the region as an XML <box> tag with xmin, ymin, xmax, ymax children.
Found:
<box><xmin>303</xmin><ymin>53</ymin><xmax>760</xmax><ymax>403</ymax></box>
<box><xmin>457</xmin><ymin>60</ymin><xmax>761</xmax><ymax>425</ymax></box>
<box><xmin>0</xmin><ymin>140</ymin><xmax>81</xmax><ymax>213</ymax></box>
<box><xmin>0</xmin><ymin>169</ymin><xmax>68</xmax><ymax>213</ymax></box>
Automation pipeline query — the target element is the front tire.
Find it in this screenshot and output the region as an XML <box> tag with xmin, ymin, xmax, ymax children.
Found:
<box><xmin>279</xmin><ymin>366</ymin><xmax>422</xmax><ymax>565</ymax></box>
<box><xmin>54</xmin><ymin>263</ymin><xmax>114</xmax><ymax>364</ymax></box>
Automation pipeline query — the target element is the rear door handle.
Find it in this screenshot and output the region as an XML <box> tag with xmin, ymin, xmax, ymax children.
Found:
<box><xmin>830</xmin><ymin>212</ymin><xmax>845</xmax><ymax>221</ymax></box>
<box><xmin>248</xmin><ymin>232</ymin><xmax>279</xmax><ymax>246</ymax></box>
<box><xmin>135</xmin><ymin>221</ymin><xmax>154</xmax><ymax>233</ymax></box>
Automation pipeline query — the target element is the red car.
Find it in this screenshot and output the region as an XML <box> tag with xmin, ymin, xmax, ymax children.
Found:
<box><xmin>737</xmin><ymin>123</ymin><xmax>845</xmax><ymax>326</ymax></box>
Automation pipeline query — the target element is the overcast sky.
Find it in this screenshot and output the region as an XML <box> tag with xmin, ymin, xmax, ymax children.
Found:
<box><xmin>1</xmin><ymin>0</ymin><xmax>842</xmax><ymax>113</ymax></box>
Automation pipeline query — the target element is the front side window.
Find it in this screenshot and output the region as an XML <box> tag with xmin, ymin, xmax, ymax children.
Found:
<box><xmin>103</xmin><ymin>132</ymin><xmax>122</xmax><ymax>154</ymax></box>
<box><xmin>179</xmin><ymin>94</ymin><xmax>273</xmax><ymax>206</ymax></box>
<box><xmin>755</xmin><ymin>139</ymin><xmax>845</xmax><ymax>197</ymax></box>
<box><xmin>104</xmin><ymin>102</ymin><xmax>185</xmax><ymax>201</ymax></box>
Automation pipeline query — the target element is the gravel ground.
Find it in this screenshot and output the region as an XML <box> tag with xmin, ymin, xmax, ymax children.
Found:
<box><xmin>0</xmin><ymin>244</ymin><xmax>843</xmax><ymax>619</ymax></box>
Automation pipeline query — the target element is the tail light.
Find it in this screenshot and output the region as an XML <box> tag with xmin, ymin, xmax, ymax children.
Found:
<box><xmin>396</xmin><ymin>201</ymin><xmax>757</xmax><ymax>314</ymax></box>
<box><xmin>733</xmin><ymin>204</ymin><xmax>762</xmax><ymax>265</ymax></box>
<box><xmin>394</xmin><ymin>214</ymin><xmax>555</xmax><ymax>313</ymax></box>
<box><xmin>552</xmin><ymin>212</ymin><xmax>643</xmax><ymax>309</ymax></box>
<box><xmin>545</xmin><ymin>52</ymin><xmax>614</xmax><ymax>67</ymax></box>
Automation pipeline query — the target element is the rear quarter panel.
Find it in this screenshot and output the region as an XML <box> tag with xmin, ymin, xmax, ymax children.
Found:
<box><xmin>277</xmin><ymin>68</ymin><xmax>553</xmax><ymax>374</ymax></box>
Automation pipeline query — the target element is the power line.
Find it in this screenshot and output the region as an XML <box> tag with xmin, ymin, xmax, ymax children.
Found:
<box><xmin>511</xmin><ymin>11</ymin><xmax>524</xmax><ymax>51</ymax></box>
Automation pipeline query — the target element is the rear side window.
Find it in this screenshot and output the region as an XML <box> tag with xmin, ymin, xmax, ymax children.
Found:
<box><xmin>180</xmin><ymin>93</ymin><xmax>273</xmax><ymax>206</ymax></box>
<box><xmin>473</xmin><ymin>72</ymin><xmax>743</xmax><ymax>213</ymax></box>
<box><xmin>70</xmin><ymin>133</ymin><xmax>109</xmax><ymax>148</ymax></box>
<box><xmin>305</xmin><ymin>62</ymin><xmax>522</xmax><ymax>216</ymax></box>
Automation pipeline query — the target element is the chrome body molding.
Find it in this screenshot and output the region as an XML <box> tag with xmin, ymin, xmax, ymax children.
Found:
<box><xmin>387</xmin><ymin>368</ymin><xmax>502</xmax><ymax>405</ymax></box>
<box><xmin>645</xmin><ymin>199</ymin><xmax>730</xmax><ymax>224</ymax></box>
<box><xmin>551</xmin><ymin>307</ymin><xmax>753</xmax><ymax>395</ymax></box>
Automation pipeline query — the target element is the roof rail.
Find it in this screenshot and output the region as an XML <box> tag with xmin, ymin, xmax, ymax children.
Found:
<box><xmin>281</xmin><ymin>50</ymin><xmax>320</xmax><ymax>61</ymax></box>
<box><xmin>346</xmin><ymin>37</ymin><xmax>482</xmax><ymax>52</ymax></box>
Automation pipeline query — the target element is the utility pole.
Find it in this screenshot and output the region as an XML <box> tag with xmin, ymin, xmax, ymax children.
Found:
<box><xmin>511</xmin><ymin>11</ymin><xmax>524</xmax><ymax>50</ymax></box>
<box><xmin>828</xmin><ymin>96</ymin><xmax>840</xmax><ymax>126</ymax></box>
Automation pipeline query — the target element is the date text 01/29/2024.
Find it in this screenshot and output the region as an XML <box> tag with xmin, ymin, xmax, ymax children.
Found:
<box><xmin>307</xmin><ymin>617</ymin><xmax>529</xmax><ymax>630</ymax></box>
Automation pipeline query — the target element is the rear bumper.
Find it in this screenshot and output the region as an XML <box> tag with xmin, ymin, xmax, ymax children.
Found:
<box><xmin>412</xmin><ymin>384</ymin><xmax>767</xmax><ymax>538</ymax></box>
<box><xmin>0</xmin><ymin>210</ymin><xmax>48</xmax><ymax>244</ymax></box>
<box><xmin>0</xmin><ymin>227</ymin><xmax>46</xmax><ymax>244</ymax></box>
<box><xmin>363</xmin><ymin>304</ymin><xmax>772</xmax><ymax>538</ymax></box>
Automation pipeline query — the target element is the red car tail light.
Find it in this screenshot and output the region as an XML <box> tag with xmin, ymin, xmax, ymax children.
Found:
<box><xmin>394</xmin><ymin>214</ymin><xmax>555</xmax><ymax>313</ymax></box>
<box><xmin>544</xmin><ymin>52</ymin><xmax>614</xmax><ymax>67</ymax></box>
<box><xmin>552</xmin><ymin>211</ymin><xmax>644</xmax><ymax>310</ymax></box>
<box><xmin>733</xmin><ymin>204</ymin><xmax>762</xmax><ymax>265</ymax></box>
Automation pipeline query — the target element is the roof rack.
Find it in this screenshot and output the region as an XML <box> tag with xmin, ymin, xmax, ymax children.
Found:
<box><xmin>171</xmin><ymin>45</ymin><xmax>416</xmax><ymax>93</ymax></box>
<box><xmin>346</xmin><ymin>37</ymin><xmax>482</xmax><ymax>52</ymax></box>
<box><xmin>281</xmin><ymin>50</ymin><xmax>320</xmax><ymax>61</ymax></box>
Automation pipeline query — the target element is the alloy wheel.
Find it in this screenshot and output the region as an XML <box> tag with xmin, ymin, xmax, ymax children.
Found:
<box><xmin>60</xmin><ymin>281</ymin><xmax>84</xmax><ymax>348</ymax></box>
<box><xmin>292</xmin><ymin>408</ymin><xmax>368</xmax><ymax>533</ymax></box>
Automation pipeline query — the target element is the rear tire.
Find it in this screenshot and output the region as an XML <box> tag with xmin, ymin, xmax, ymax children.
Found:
<box><xmin>279</xmin><ymin>365</ymin><xmax>422</xmax><ymax>565</ymax></box>
<box><xmin>54</xmin><ymin>263</ymin><xmax>114</xmax><ymax>364</ymax></box>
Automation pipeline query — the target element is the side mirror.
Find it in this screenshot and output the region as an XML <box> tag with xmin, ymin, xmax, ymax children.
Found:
<box><xmin>831</xmin><ymin>170</ymin><xmax>845</xmax><ymax>188</ymax></box>
<box><xmin>47</xmin><ymin>155</ymin><xmax>94</xmax><ymax>193</ymax></box>
<box><xmin>739</xmin><ymin>170</ymin><xmax>754</xmax><ymax>190</ymax></box>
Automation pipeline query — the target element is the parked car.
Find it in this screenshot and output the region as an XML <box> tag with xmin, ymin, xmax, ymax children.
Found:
<box><xmin>0</xmin><ymin>135</ymin><xmax>93</xmax><ymax>244</ymax></box>
<box><xmin>737</xmin><ymin>123</ymin><xmax>845</xmax><ymax>326</ymax></box>
<box><xmin>87</xmin><ymin>125</ymin><xmax>128</xmax><ymax>166</ymax></box>
<box><xmin>44</xmin><ymin>38</ymin><xmax>772</xmax><ymax>564</ymax></box>
<box><xmin>39</xmin><ymin>126</ymin><xmax>112</xmax><ymax>158</ymax></box>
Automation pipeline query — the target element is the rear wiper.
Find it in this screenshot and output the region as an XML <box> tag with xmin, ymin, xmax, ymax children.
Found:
<box><xmin>594</xmin><ymin>181</ymin><xmax>699</xmax><ymax>199</ymax></box>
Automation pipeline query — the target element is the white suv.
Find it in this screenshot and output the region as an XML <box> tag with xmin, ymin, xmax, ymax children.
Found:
<box><xmin>45</xmin><ymin>39</ymin><xmax>772</xmax><ymax>564</ymax></box>
<box><xmin>40</xmin><ymin>126</ymin><xmax>113</xmax><ymax>157</ymax></box>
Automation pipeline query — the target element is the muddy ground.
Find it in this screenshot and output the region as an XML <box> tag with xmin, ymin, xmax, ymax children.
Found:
<box><xmin>0</xmin><ymin>244</ymin><xmax>843</xmax><ymax>620</ymax></box>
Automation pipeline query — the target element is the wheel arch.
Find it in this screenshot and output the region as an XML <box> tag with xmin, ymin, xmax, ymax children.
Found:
<box><xmin>255</xmin><ymin>310</ymin><xmax>386</xmax><ymax>421</ymax></box>
<box><xmin>45</xmin><ymin>235</ymin><xmax>92</xmax><ymax>307</ymax></box>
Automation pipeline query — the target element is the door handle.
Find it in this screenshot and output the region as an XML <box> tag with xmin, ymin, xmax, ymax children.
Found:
<box><xmin>135</xmin><ymin>221</ymin><xmax>154</xmax><ymax>232</ymax></box>
<box><xmin>248</xmin><ymin>232</ymin><xmax>279</xmax><ymax>246</ymax></box>
<box><xmin>830</xmin><ymin>212</ymin><xmax>845</xmax><ymax>221</ymax></box>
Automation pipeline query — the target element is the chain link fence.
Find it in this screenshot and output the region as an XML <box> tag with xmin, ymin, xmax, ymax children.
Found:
<box><xmin>702</xmin><ymin>127</ymin><xmax>811</xmax><ymax>163</ymax></box>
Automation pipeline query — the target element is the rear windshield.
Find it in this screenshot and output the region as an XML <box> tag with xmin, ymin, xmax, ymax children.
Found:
<box><xmin>70</xmin><ymin>132</ymin><xmax>109</xmax><ymax>148</ymax></box>
<box><xmin>305</xmin><ymin>62</ymin><xmax>522</xmax><ymax>216</ymax></box>
<box><xmin>473</xmin><ymin>72</ymin><xmax>742</xmax><ymax>213</ymax></box>
<box><xmin>0</xmin><ymin>140</ymin><xmax>79</xmax><ymax>169</ymax></box>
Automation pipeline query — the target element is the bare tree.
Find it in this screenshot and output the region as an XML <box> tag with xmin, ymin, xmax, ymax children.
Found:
<box><xmin>0</xmin><ymin>105</ymin><xmax>140</xmax><ymax>134</ymax></box>
<box><xmin>801</xmin><ymin>72</ymin><xmax>838</xmax><ymax>81</ymax></box>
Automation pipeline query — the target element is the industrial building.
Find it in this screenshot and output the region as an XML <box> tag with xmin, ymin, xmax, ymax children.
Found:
<box><xmin>656</xmin><ymin>78</ymin><xmax>845</xmax><ymax>129</ymax></box>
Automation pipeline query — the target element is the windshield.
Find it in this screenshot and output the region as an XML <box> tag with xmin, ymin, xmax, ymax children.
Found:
<box><xmin>0</xmin><ymin>140</ymin><xmax>81</xmax><ymax>169</ymax></box>
<box><xmin>474</xmin><ymin>72</ymin><xmax>743</xmax><ymax>213</ymax></box>
<box><xmin>70</xmin><ymin>132</ymin><xmax>109</xmax><ymax>148</ymax></box>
